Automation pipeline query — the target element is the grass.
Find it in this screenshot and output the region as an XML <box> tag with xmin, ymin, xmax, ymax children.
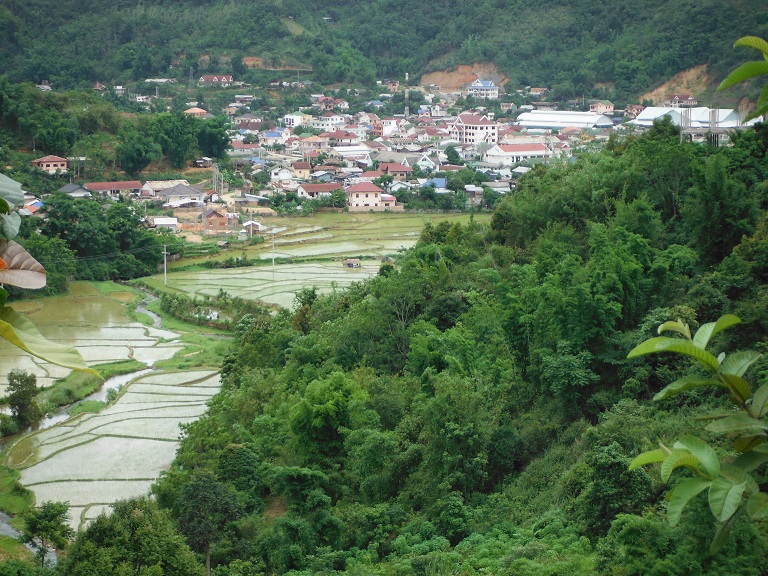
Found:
<box><xmin>0</xmin><ymin>467</ymin><xmax>33</xmax><ymax>516</ymax></box>
<box><xmin>37</xmin><ymin>360</ymin><xmax>147</xmax><ymax>414</ymax></box>
<box><xmin>0</xmin><ymin>534</ymin><xmax>34</xmax><ymax>563</ymax></box>
<box><xmin>68</xmin><ymin>401</ymin><xmax>106</xmax><ymax>416</ymax></box>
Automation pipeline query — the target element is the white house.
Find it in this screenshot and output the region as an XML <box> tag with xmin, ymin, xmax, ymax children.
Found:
<box><xmin>450</xmin><ymin>113</ymin><xmax>499</xmax><ymax>145</ymax></box>
<box><xmin>346</xmin><ymin>182</ymin><xmax>383</xmax><ymax>210</ymax></box>
<box><xmin>467</xmin><ymin>79</ymin><xmax>500</xmax><ymax>99</ymax></box>
<box><xmin>483</xmin><ymin>143</ymin><xmax>550</xmax><ymax>166</ymax></box>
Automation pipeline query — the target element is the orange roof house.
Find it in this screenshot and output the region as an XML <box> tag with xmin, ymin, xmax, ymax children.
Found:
<box><xmin>32</xmin><ymin>155</ymin><xmax>68</xmax><ymax>174</ymax></box>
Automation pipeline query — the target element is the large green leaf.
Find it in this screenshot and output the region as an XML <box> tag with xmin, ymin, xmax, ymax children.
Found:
<box><xmin>692</xmin><ymin>315</ymin><xmax>741</xmax><ymax>349</ymax></box>
<box><xmin>674</xmin><ymin>435</ymin><xmax>720</xmax><ymax>479</ymax></box>
<box><xmin>1</xmin><ymin>212</ymin><xmax>20</xmax><ymax>240</ymax></box>
<box><xmin>666</xmin><ymin>477</ymin><xmax>711</xmax><ymax>526</ymax></box>
<box><xmin>653</xmin><ymin>376</ymin><xmax>724</xmax><ymax>401</ymax></box>
<box><xmin>660</xmin><ymin>449</ymin><xmax>700</xmax><ymax>483</ymax></box>
<box><xmin>720</xmin><ymin>463</ymin><xmax>760</xmax><ymax>494</ymax></box>
<box><xmin>718</xmin><ymin>61</ymin><xmax>768</xmax><ymax>90</ymax></box>
<box><xmin>733</xmin><ymin>36</ymin><xmax>768</xmax><ymax>56</ymax></box>
<box><xmin>657</xmin><ymin>319</ymin><xmax>691</xmax><ymax>339</ymax></box>
<box><xmin>709</xmin><ymin>477</ymin><xmax>747</xmax><ymax>522</ymax></box>
<box><xmin>628</xmin><ymin>337</ymin><xmax>719</xmax><ymax>371</ymax></box>
<box><xmin>750</xmin><ymin>383</ymin><xmax>768</xmax><ymax>417</ymax></box>
<box><xmin>0</xmin><ymin>305</ymin><xmax>98</xmax><ymax>375</ymax></box>
<box><xmin>747</xmin><ymin>492</ymin><xmax>768</xmax><ymax>520</ymax></box>
<box><xmin>710</xmin><ymin>507</ymin><xmax>742</xmax><ymax>554</ymax></box>
<box><xmin>720</xmin><ymin>373</ymin><xmax>753</xmax><ymax>404</ymax></box>
<box><xmin>629</xmin><ymin>448</ymin><xmax>667</xmax><ymax>471</ymax></box>
<box><xmin>731</xmin><ymin>450</ymin><xmax>768</xmax><ymax>472</ymax></box>
<box><xmin>734</xmin><ymin>435</ymin><xmax>766</xmax><ymax>452</ymax></box>
<box><xmin>720</xmin><ymin>350</ymin><xmax>762</xmax><ymax>377</ymax></box>
<box><xmin>0</xmin><ymin>173</ymin><xmax>24</xmax><ymax>208</ymax></box>
<box><xmin>705</xmin><ymin>414</ymin><xmax>768</xmax><ymax>434</ymax></box>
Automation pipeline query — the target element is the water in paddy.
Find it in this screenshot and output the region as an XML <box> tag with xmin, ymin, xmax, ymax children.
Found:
<box><xmin>0</xmin><ymin>284</ymin><xmax>180</xmax><ymax>393</ymax></box>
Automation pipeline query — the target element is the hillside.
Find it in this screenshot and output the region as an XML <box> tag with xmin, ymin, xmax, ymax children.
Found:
<box><xmin>1</xmin><ymin>0</ymin><xmax>767</xmax><ymax>103</ymax></box>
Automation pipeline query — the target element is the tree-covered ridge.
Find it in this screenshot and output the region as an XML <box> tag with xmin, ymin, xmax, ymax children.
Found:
<box><xmin>2</xmin><ymin>0</ymin><xmax>767</xmax><ymax>101</ymax></box>
<box><xmin>126</xmin><ymin>123</ymin><xmax>768</xmax><ymax>575</ymax></box>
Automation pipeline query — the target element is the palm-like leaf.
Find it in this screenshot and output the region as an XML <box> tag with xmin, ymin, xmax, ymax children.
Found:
<box><xmin>718</xmin><ymin>61</ymin><xmax>768</xmax><ymax>91</ymax></box>
<box><xmin>628</xmin><ymin>337</ymin><xmax>720</xmax><ymax>371</ymax></box>
<box><xmin>0</xmin><ymin>240</ymin><xmax>46</xmax><ymax>289</ymax></box>
<box><xmin>0</xmin><ymin>306</ymin><xmax>97</xmax><ymax>375</ymax></box>
<box><xmin>733</xmin><ymin>36</ymin><xmax>768</xmax><ymax>56</ymax></box>
<box><xmin>0</xmin><ymin>173</ymin><xmax>24</xmax><ymax>208</ymax></box>
<box><xmin>653</xmin><ymin>376</ymin><xmax>725</xmax><ymax>401</ymax></box>
<box><xmin>692</xmin><ymin>315</ymin><xmax>741</xmax><ymax>349</ymax></box>
<box><xmin>666</xmin><ymin>477</ymin><xmax>711</xmax><ymax>526</ymax></box>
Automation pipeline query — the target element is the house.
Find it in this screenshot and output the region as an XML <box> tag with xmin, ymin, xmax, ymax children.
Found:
<box><xmin>156</xmin><ymin>183</ymin><xmax>206</xmax><ymax>207</ymax></box>
<box><xmin>199</xmin><ymin>75</ymin><xmax>233</xmax><ymax>86</ymax></box>
<box><xmin>589</xmin><ymin>100</ymin><xmax>614</xmax><ymax>115</ymax></box>
<box><xmin>84</xmin><ymin>180</ymin><xmax>143</xmax><ymax>199</ymax></box>
<box><xmin>449</xmin><ymin>113</ymin><xmax>499</xmax><ymax>145</ymax></box>
<box><xmin>270</xmin><ymin>165</ymin><xmax>294</xmax><ymax>182</ymax></box>
<box><xmin>308</xmin><ymin>113</ymin><xmax>347</xmax><ymax>132</ymax></box>
<box><xmin>624</xmin><ymin>104</ymin><xmax>645</xmax><ymax>119</ymax></box>
<box><xmin>342</xmin><ymin>258</ymin><xmax>362</xmax><ymax>267</ymax></box>
<box><xmin>148</xmin><ymin>217</ymin><xmax>178</xmax><ymax>232</ymax></box>
<box><xmin>184</xmin><ymin>107</ymin><xmax>209</xmax><ymax>118</ymax></box>
<box><xmin>483</xmin><ymin>144</ymin><xmax>550</xmax><ymax>166</ymax></box>
<box><xmin>346</xmin><ymin>182</ymin><xmax>383</xmax><ymax>210</ymax></box>
<box><xmin>291</xmin><ymin>161</ymin><xmax>312</xmax><ymax>180</ymax></box>
<box><xmin>664</xmin><ymin>94</ymin><xmax>698</xmax><ymax>108</ymax></box>
<box><xmin>59</xmin><ymin>183</ymin><xmax>92</xmax><ymax>198</ymax></box>
<box><xmin>199</xmin><ymin>208</ymin><xmax>228</xmax><ymax>232</ymax></box>
<box><xmin>142</xmin><ymin>180</ymin><xmax>190</xmax><ymax>198</ymax></box>
<box><xmin>243</xmin><ymin>220</ymin><xmax>268</xmax><ymax>234</ymax></box>
<box><xmin>467</xmin><ymin>79</ymin><xmax>500</xmax><ymax>99</ymax></box>
<box><xmin>298</xmin><ymin>183</ymin><xmax>343</xmax><ymax>199</ymax></box>
<box><xmin>379</xmin><ymin>163</ymin><xmax>413</xmax><ymax>181</ymax></box>
<box><xmin>32</xmin><ymin>155</ymin><xmax>68</xmax><ymax>174</ymax></box>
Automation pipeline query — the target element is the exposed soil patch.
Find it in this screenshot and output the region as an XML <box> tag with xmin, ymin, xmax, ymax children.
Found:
<box><xmin>640</xmin><ymin>65</ymin><xmax>710</xmax><ymax>105</ymax></box>
<box><xmin>420</xmin><ymin>63</ymin><xmax>508</xmax><ymax>91</ymax></box>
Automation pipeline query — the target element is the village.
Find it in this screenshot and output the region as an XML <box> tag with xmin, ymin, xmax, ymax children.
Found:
<box><xmin>23</xmin><ymin>73</ymin><xmax>758</xmax><ymax>239</ymax></box>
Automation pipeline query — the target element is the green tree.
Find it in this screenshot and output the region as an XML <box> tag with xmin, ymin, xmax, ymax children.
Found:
<box><xmin>6</xmin><ymin>369</ymin><xmax>41</xmax><ymax>427</ymax></box>
<box><xmin>20</xmin><ymin>501</ymin><xmax>74</xmax><ymax>566</ymax></box>
<box><xmin>61</xmin><ymin>497</ymin><xmax>203</xmax><ymax>576</ymax></box>
<box><xmin>176</xmin><ymin>471</ymin><xmax>241</xmax><ymax>576</ymax></box>
<box><xmin>116</xmin><ymin>123</ymin><xmax>162</xmax><ymax>177</ymax></box>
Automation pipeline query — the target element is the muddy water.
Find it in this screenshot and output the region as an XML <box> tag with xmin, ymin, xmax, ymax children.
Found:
<box><xmin>0</xmin><ymin>284</ymin><xmax>180</xmax><ymax>394</ymax></box>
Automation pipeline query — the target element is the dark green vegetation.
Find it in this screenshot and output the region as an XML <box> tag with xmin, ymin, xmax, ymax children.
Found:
<box><xmin>94</xmin><ymin>123</ymin><xmax>764</xmax><ymax>574</ymax></box>
<box><xmin>1</xmin><ymin>1</ymin><xmax>767</xmax><ymax>102</ymax></box>
<box><xmin>0</xmin><ymin>120</ymin><xmax>767</xmax><ymax>573</ymax></box>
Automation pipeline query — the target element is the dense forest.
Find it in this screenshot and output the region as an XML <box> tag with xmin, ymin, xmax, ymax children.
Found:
<box><xmin>2</xmin><ymin>0</ymin><xmax>768</xmax><ymax>102</ymax></box>
<box><xmin>7</xmin><ymin>120</ymin><xmax>756</xmax><ymax>575</ymax></box>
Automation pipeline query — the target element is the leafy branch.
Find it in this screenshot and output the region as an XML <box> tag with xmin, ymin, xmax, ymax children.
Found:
<box><xmin>717</xmin><ymin>36</ymin><xmax>768</xmax><ymax>120</ymax></box>
<box><xmin>628</xmin><ymin>315</ymin><xmax>768</xmax><ymax>552</ymax></box>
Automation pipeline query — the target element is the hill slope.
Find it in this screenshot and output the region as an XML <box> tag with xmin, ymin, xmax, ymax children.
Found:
<box><xmin>1</xmin><ymin>0</ymin><xmax>767</xmax><ymax>101</ymax></box>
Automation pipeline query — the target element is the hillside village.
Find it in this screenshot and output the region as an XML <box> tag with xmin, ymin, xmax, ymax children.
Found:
<box><xmin>21</xmin><ymin>73</ymin><xmax>761</xmax><ymax>238</ymax></box>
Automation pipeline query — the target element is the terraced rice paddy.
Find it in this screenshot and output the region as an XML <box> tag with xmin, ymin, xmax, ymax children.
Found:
<box><xmin>6</xmin><ymin>370</ymin><xmax>220</xmax><ymax>530</ymax></box>
<box><xmin>155</xmin><ymin>211</ymin><xmax>490</xmax><ymax>308</ymax></box>
<box><xmin>0</xmin><ymin>284</ymin><xmax>181</xmax><ymax>394</ymax></box>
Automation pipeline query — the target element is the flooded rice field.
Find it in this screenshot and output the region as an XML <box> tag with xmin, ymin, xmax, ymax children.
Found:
<box><xmin>0</xmin><ymin>284</ymin><xmax>181</xmax><ymax>394</ymax></box>
<box><xmin>7</xmin><ymin>370</ymin><xmax>220</xmax><ymax>530</ymax></box>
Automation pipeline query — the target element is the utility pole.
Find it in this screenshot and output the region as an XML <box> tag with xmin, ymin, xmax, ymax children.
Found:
<box><xmin>163</xmin><ymin>245</ymin><xmax>169</xmax><ymax>285</ymax></box>
<box><xmin>163</xmin><ymin>245</ymin><xmax>168</xmax><ymax>285</ymax></box>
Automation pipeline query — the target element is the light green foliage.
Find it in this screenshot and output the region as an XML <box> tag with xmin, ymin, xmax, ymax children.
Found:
<box><xmin>5</xmin><ymin>369</ymin><xmax>41</xmax><ymax>428</ymax></box>
<box><xmin>61</xmin><ymin>497</ymin><xmax>203</xmax><ymax>576</ymax></box>
<box><xmin>628</xmin><ymin>315</ymin><xmax>768</xmax><ymax>551</ymax></box>
<box><xmin>20</xmin><ymin>501</ymin><xmax>74</xmax><ymax>566</ymax></box>
<box><xmin>718</xmin><ymin>36</ymin><xmax>768</xmax><ymax>120</ymax></box>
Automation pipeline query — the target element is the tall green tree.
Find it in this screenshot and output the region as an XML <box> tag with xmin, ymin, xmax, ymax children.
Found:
<box><xmin>176</xmin><ymin>471</ymin><xmax>241</xmax><ymax>576</ymax></box>
<box><xmin>6</xmin><ymin>369</ymin><xmax>41</xmax><ymax>427</ymax></box>
<box><xmin>116</xmin><ymin>123</ymin><xmax>162</xmax><ymax>177</ymax></box>
<box><xmin>20</xmin><ymin>501</ymin><xmax>74</xmax><ymax>566</ymax></box>
<box><xmin>61</xmin><ymin>497</ymin><xmax>203</xmax><ymax>576</ymax></box>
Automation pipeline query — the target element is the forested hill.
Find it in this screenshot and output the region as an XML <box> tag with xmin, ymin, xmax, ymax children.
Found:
<box><xmin>1</xmin><ymin>0</ymin><xmax>767</xmax><ymax>102</ymax></box>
